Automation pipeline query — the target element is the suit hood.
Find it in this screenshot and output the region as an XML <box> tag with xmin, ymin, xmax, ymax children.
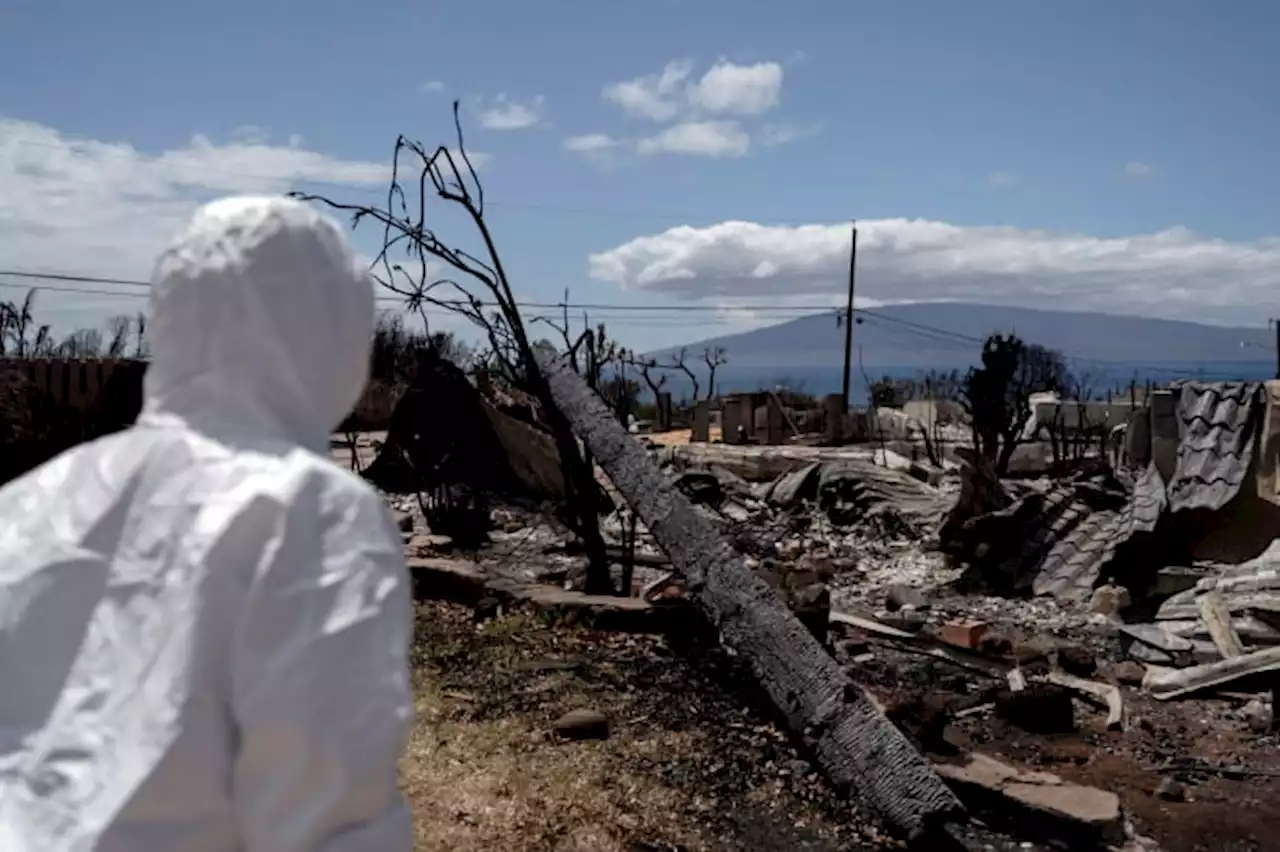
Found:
<box><xmin>139</xmin><ymin>196</ymin><xmax>373</xmax><ymax>451</ymax></box>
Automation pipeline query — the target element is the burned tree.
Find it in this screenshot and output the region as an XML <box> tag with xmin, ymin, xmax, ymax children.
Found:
<box><xmin>667</xmin><ymin>347</ymin><xmax>700</xmax><ymax>402</ymax></box>
<box><xmin>623</xmin><ymin>353</ymin><xmax>667</xmax><ymax>401</ymax></box>
<box><xmin>702</xmin><ymin>345</ymin><xmax>727</xmax><ymax>400</ymax></box>
<box><xmin>963</xmin><ymin>334</ymin><xmax>1072</xmax><ymax>476</ymax></box>
<box><xmin>620</xmin><ymin>346</ymin><xmax>723</xmax><ymax>430</ymax></box>
<box><xmin>0</xmin><ymin>290</ymin><xmax>52</xmax><ymax>358</ymax></box>
<box><xmin>534</xmin><ymin>345</ymin><xmax>965</xmax><ymax>839</ymax></box>
<box><xmin>290</xmin><ymin>101</ymin><xmax>615</xmax><ymax>594</ymax></box>
<box><xmin>535</xmin><ymin>292</ymin><xmax>624</xmax><ymax>394</ymax></box>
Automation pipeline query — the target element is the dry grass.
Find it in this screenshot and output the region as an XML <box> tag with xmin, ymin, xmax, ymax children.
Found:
<box><xmin>399</xmin><ymin>601</ymin><xmax>885</xmax><ymax>852</ymax></box>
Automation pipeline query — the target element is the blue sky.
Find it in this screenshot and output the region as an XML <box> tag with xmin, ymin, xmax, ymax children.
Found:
<box><xmin>2</xmin><ymin>0</ymin><xmax>1279</xmax><ymax>351</ymax></box>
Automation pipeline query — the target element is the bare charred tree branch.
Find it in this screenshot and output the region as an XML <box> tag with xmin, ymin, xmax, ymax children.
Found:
<box><xmin>666</xmin><ymin>347</ymin><xmax>699</xmax><ymax>402</ymax></box>
<box><xmin>702</xmin><ymin>346</ymin><xmax>727</xmax><ymax>401</ymax></box>
<box><xmin>289</xmin><ymin>100</ymin><xmax>616</xmax><ymax>595</ymax></box>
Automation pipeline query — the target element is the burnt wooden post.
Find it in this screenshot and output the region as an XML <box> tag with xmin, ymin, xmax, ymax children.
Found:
<box><xmin>656</xmin><ymin>391</ymin><xmax>673</xmax><ymax>431</ymax></box>
<box><xmin>691</xmin><ymin>400</ymin><xmax>711</xmax><ymax>442</ymax></box>
<box><xmin>534</xmin><ymin>346</ymin><xmax>965</xmax><ymax>840</ymax></box>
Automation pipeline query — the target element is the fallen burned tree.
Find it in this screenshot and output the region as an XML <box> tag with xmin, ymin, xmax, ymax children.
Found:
<box><xmin>535</xmin><ymin>345</ymin><xmax>965</xmax><ymax>840</ymax></box>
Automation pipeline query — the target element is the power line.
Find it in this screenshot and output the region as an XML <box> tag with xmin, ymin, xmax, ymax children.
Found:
<box><xmin>0</xmin><ymin>268</ymin><xmax>1266</xmax><ymax>377</ymax></box>
<box><xmin>0</xmin><ymin>277</ymin><xmax>782</xmax><ymax>326</ymax></box>
<box><xmin>0</xmin><ymin>268</ymin><xmax>847</xmax><ymax>313</ymax></box>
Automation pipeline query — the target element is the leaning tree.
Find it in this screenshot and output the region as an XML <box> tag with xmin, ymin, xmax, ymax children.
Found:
<box><xmin>289</xmin><ymin>101</ymin><xmax>615</xmax><ymax>594</ymax></box>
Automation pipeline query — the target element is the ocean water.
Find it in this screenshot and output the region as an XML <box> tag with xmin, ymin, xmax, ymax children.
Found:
<box><xmin>643</xmin><ymin>360</ymin><xmax>1275</xmax><ymax>404</ymax></box>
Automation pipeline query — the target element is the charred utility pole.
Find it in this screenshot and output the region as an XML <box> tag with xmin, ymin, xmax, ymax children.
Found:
<box><xmin>839</xmin><ymin>223</ymin><xmax>859</xmax><ymax>413</ymax></box>
<box><xmin>1274</xmin><ymin>319</ymin><xmax>1279</xmax><ymax>380</ymax></box>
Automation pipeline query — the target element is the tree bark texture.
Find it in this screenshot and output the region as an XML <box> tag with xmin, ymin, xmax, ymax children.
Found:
<box><xmin>534</xmin><ymin>346</ymin><xmax>965</xmax><ymax>839</ymax></box>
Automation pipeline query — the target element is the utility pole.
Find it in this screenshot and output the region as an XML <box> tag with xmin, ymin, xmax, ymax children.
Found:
<box><xmin>1274</xmin><ymin>319</ymin><xmax>1279</xmax><ymax>380</ymax></box>
<box><xmin>839</xmin><ymin>223</ymin><xmax>859</xmax><ymax>413</ymax></box>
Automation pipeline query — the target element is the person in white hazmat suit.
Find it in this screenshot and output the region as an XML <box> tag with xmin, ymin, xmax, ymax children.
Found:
<box><xmin>0</xmin><ymin>196</ymin><xmax>414</xmax><ymax>851</ymax></box>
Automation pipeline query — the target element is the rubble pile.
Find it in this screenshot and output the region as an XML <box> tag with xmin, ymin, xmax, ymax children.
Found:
<box><xmin>372</xmin><ymin>373</ymin><xmax>1280</xmax><ymax>849</ymax></box>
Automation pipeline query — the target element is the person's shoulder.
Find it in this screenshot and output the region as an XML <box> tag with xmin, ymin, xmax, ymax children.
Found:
<box><xmin>280</xmin><ymin>447</ymin><xmax>379</xmax><ymax>494</ymax></box>
<box><xmin>279</xmin><ymin>448</ymin><xmax>397</xmax><ymax>526</ymax></box>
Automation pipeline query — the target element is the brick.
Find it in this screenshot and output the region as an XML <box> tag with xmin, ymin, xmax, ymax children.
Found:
<box><xmin>936</xmin><ymin>618</ymin><xmax>990</xmax><ymax>650</ymax></box>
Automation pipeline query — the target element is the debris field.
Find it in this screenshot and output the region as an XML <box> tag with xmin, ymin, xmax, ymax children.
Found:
<box><xmin>348</xmin><ymin>373</ymin><xmax>1280</xmax><ymax>851</ymax></box>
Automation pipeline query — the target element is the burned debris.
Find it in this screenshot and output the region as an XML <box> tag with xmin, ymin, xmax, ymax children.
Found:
<box><xmin>358</xmin><ymin>359</ymin><xmax>1280</xmax><ymax>847</ymax></box>
<box><xmin>369</xmin><ymin>364</ymin><xmax>1280</xmax><ymax>849</ymax></box>
<box><xmin>297</xmin><ymin>106</ymin><xmax>1280</xmax><ymax>851</ymax></box>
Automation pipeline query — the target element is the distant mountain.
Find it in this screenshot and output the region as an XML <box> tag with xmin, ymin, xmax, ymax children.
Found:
<box><xmin>646</xmin><ymin>302</ymin><xmax>1274</xmax><ymax>370</ymax></box>
<box><xmin>639</xmin><ymin>302</ymin><xmax>1275</xmax><ymax>399</ymax></box>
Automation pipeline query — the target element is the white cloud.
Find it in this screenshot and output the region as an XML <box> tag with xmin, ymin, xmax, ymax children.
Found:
<box><xmin>603</xmin><ymin>59</ymin><xmax>785</xmax><ymax>122</ymax></box>
<box><xmin>563</xmin><ymin>133</ymin><xmax>627</xmax><ymax>169</ymax></box>
<box><xmin>1124</xmin><ymin>161</ymin><xmax>1157</xmax><ymax>179</ymax></box>
<box><xmin>602</xmin><ymin>59</ymin><xmax>693</xmax><ymax>121</ymax></box>
<box><xmin>686</xmin><ymin>60</ymin><xmax>783</xmax><ymax>116</ymax></box>
<box><xmin>759</xmin><ymin>123</ymin><xmax>821</xmax><ymax>147</ymax></box>
<box><xmin>0</xmin><ymin>117</ymin><xmax>399</xmax><ymax>328</ymax></box>
<box><xmin>564</xmin><ymin>133</ymin><xmax>618</xmax><ymax>153</ymax></box>
<box><xmin>636</xmin><ymin>121</ymin><xmax>750</xmax><ymax>157</ymax></box>
<box><xmin>475</xmin><ymin>94</ymin><xmax>545</xmax><ymax>130</ymax></box>
<box><xmin>987</xmin><ymin>172</ymin><xmax>1021</xmax><ymax>187</ymax></box>
<box><xmin>420</xmin><ymin>80</ymin><xmax>446</xmax><ymax>93</ymax></box>
<box><xmin>587</xmin><ymin>218</ymin><xmax>1280</xmax><ymax>326</ymax></box>
<box><xmin>592</xmin><ymin>59</ymin><xmax>808</xmax><ymax>161</ymax></box>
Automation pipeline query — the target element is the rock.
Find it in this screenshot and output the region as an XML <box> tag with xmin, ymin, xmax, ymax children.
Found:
<box><xmin>394</xmin><ymin>512</ymin><xmax>415</xmax><ymax>533</ymax></box>
<box><xmin>1014</xmin><ymin>638</ymin><xmax>1053</xmax><ymax>667</ymax></box>
<box><xmin>1057</xmin><ymin>645</ymin><xmax>1097</xmax><ymax>678</ymax></box>
<box><xmin>1111</xmin><ymin>660</ymin><xmax>1147</xmax><ymax>686</ymax></box>
<box><xmin>908</xmin><ymin>461</ymin><xmax>945</xmax><ymax>487</ymax></box>
<box><xmin>553</xmin><ymin>708</ymin><xmax>610</xmax><ymax>741</ymax></box>
<box><xmin>1242</xmin><ymin>698</ymin><xmax>1273</xmax><ymax>733</ymax></box>
<box><xmin>995</xmin><ymin>684</ymin><xmax>1076</xmax><ymax>734</ymax></box>
<box><xmin>1090</xmin><ymin>584</ymin><xmax>1131</xmax><ymax>616</ymax></box>
<box><xmin>885</xmin><ymin>584</ymin><xmax>929</xmax><ymax>612</ymax></box>
<box><xmin>1155</xmin><ymin>778</ymin><xmax>1186</xmax><ymax>802</ymax></box>
<box><xmin>935</xmin><ymin>618</ymin><xmax>990</xmax><ymax>650</ymax></box>
<box><xmin>789</xmin><ymin>583</ymin><xmax>831</xmax><ymax>645</ymax></box>
<box><xmin>408</xmin><ymin>533</ymin><xmax>455</xmax><ymax>556</ymax></box>
<box><xmin>473</xmin><ymin>596</ymin><xmax>502</xmax><ymax>623</ymax></box>
<box><xmin>934</xmin><ymin>751</ymin><xmax>1123</xmax><ymax>844</ymax></box>
<box><xmin>880</xmin><ymin>610</ymin><xmax>928</xmax><ymax>634</ymax></box>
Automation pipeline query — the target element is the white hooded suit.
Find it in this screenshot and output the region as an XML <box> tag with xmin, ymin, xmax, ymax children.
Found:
<box><xmin>0</xmin><ymin>197</ymin><xmax>414</xmax><ymax>851</ymax></box>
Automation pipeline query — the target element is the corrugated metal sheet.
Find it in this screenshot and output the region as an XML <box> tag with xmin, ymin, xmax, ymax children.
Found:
<box><xmin>1166</xmin><ymin>381</ymin><xmax>1262</xmax><ymax>513</ymax></box>
<box><xmin>1032</xmin><ymin>505</ymin><xmax>1128</xmax><ymax>599</ymax></box>
<box><xmin>1127</xmin><ymin>462</ymin><xmax>1168</xmax><ymax>535</ymax></box>
<box><xmin>959</xmin><ymin>471</ymin><xmax>1133</xmax><ymax>600</ymax></box>
<box><xmin>957</xmin><ymin>382</ymin><xmax>1269</xmax><ymax>600</ymax></box>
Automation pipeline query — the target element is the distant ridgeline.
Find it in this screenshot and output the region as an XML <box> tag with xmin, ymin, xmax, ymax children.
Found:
<box><xmin>634</xmin><ymin>302</ymin><xmax>1275</xmax><ymax>403</ymax></box>
<box><xmin>646</xmin><ymin>361</ymin><xmax>1276</xmax><ymax>404</ymax></box>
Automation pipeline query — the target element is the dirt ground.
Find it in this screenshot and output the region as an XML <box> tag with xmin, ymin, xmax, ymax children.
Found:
<box><xmin>854</xmin><ymin>642</ymin><xmax>1280</xmax><ymax>852</ymax></box>
<box><xmin>401</xmin><ymin>600</ymin><xmax>889</xmax><ymax>852</ymax></box>
<box><xmin>402</xmin><ymin>598</ymin><xmax>1280</xmax><ymax>852</ymax></box>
